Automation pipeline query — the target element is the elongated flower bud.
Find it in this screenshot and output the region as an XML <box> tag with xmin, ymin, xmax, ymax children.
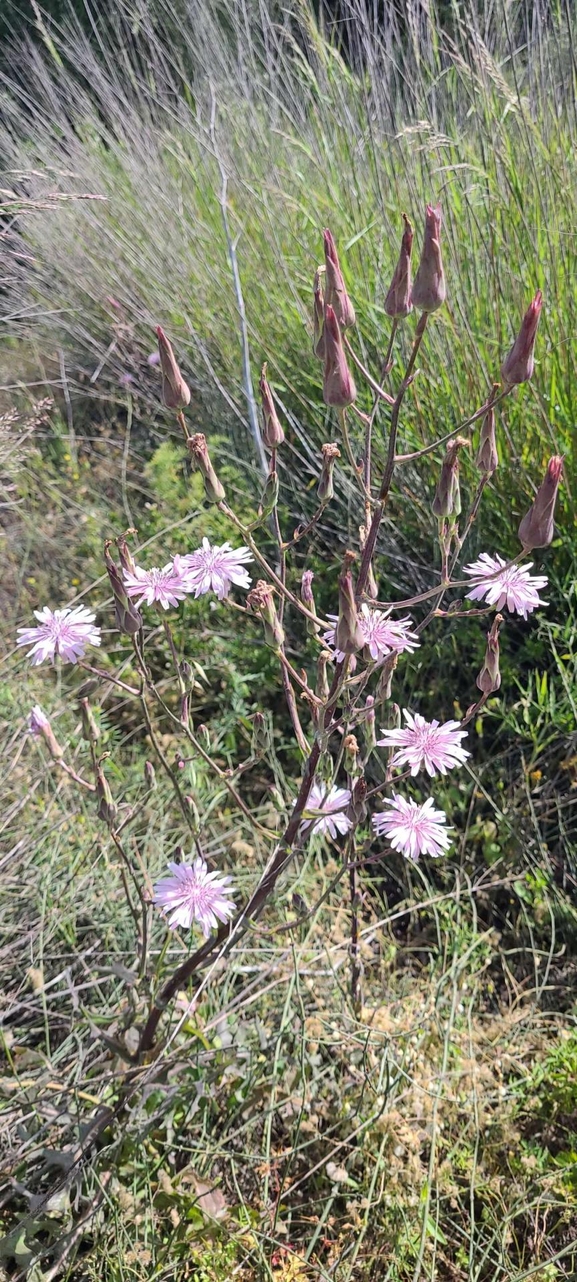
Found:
<box><xmin>105</xmin><ymin>542</ymin><xmax>142</xmax><ymax>636</ymax></box>
<box><xmin>117</xmin><ymin>531</ymin><xmax>137</xmax><ymax>575</ymax></box>
<box><xmin>432</xmin><ymin>437</ymin><xmax>468</xmax><ymax>518</ymax></box>
<box><xmin>351</xmin><ymin>776</ymin><xmax>368</xmax><ymax>825</ymax></box>
<box><xmin>477</xmin><ymin>614</ymin><xmax>503</xmax><ymax>693</ymax></box>
<box><xmin>384</xmin><ymin>213</ymin><xmax>413</xmax><ymax>319</ymax></box>
<box><xmin>79</xmin><ymin>697</ymin><xmax>100</xmax><ymax>743</ymax></box>
<box><xmin>362</xmin><ymin>695</ymin><xmax>376</xmax><ymax>756</ymax></box>
<box><xmin>316</xmin><ymin>650</ymin><xmax>331</xmax><ymax>700</ymax></box>
<box><xmin>501</xmin><ymin>291</ymin><xmax>542</xmax><ymax>386</ymax></box>
<box><xmin>259</xmin><ymin>364</ymin><xmax>285</xmax><ymax>449</ymax></box>
<box><xmin>374</xmin><ymin>653</ymin><xmax>398</xmax><ymax>705</ymax></box>
<box><xmin>313</xmin><ymin>267</ymin><xmax>326</xmax><ymax>360</ymax></box>
<box><xmin>28</xmin><ymin>705</ymin><xmax>64</xmax><ymax>760</ymax></box>
<box><xmin>318</xmin><ymin>442</ymin><xmax>340</xmax><ymax>503</ymax></box>
<box><xmin>247</xmin><ymin>580</ymin><xmax>285</xmax><ymax>650</ymax></box>
<box><xmin>336</xmin><ymin>554</ymin><xmax>364</xmax><ymax>654</ymax></box>
<box><xmin>188</xmin><ymin>433</ymin><xmax>226</xmax><ymax>503</ymax></box>
<box><xmin>258</xmin><ymin>468</ymin><xmax>279</xmax><ymax>520</ymax></box>
<box><xmin>301</xmin><ymin>570</ymin><xmax>319</xmax><ymax>636</ymax></box>
<box><xmin>144</xmin><ymin>760</ymin><xmax>156</xmax><ymax>790</ymax></box>
<box><xmin>96</xmin><ymin>763</ymin><xmax>117</xmax><ymax>827</ymax></box>
<box><xmin>323</xmin><ymin>307</ymin><xmax>356</xmax><ymax>409</ymax></box>
<box><xmin>476</xmin><ymin>391</ymin><xmax>499</xmax><ymax>475</ymax></box>
<box><xmin>518</xmin><ymin>455</ymin><xmax>563</xmax><ymax>549</ymax></box>
<box><xmin>411</xmin><ymin>203</ymin><xmax>446</xmax><ymax>313</ymax></box>
<box><xmin>156</xmin><ymin>326</ymin><xmax>191</xmax><ymax>410</ymax></box>
<box><xmin>323</xmin><ymin>228</ymin><xmax>356</xmax><ymax>329</ymax></box>
<box><xmin>344</xmin><ymin>733</ymin><xmax>361</xmax><ymax>778</ymax></box>
<box><xmin>251</xmin><ymin>711</ymin><xmax>271</xmax><ymax>759</ymax></box>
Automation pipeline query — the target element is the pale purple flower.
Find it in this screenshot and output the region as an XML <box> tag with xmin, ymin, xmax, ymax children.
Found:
<box><xmin>377</xmin><ymin>711</ymin><xmax>469</xmax><ymax>777</ymax></box>
<box><xmin>153</xmin><ymin>856</ymin><xmax>235</xmax><ymax>936</ymax></box>
<box><xmin>180</xmin><ymin>538</ymin><xmax>253</xmax><ymax>600</ymax></box>
<box><xmin>17</xmin><ymin>606</ymin><xmax>101</xmax><ymax>666</ymax></box>
<box><xmin>372</xmin><ymin>795</ymin><xmax>452</xmax><ymax>861</ymax></box>
<box><xmin>299</xmin><ymin>781</ymin><xmax>352</xmax><ymax>840</ymax></box>
<box><xmin>323</xmin><ymin>604</ymin><xmax>419</xmax><ymax>665</ymax></box>
<box><xmin>28</xmin><ymin>705</ymin><xmax>50</xmax><ymax>735</ymax></box>
<box><xmin>463</xmin><ymin>553</ymin><xmax>548</xmax><ymax>618</ymax></box>
<box><xmin>123</xmin><ymin>558</ymin><xmax>191</xmax><ymax>610</ymax></box>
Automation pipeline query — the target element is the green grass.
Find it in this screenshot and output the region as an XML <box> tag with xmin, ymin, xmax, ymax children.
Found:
<box><xmin>2</xmin><ymin>1</ymin><xmax>577</xmax><ymax>1278</ymax></box>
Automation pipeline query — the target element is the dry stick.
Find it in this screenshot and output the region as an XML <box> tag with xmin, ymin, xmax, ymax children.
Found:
<box><xmin>77</xmin><ymin>660</ymin><xmax>139</xmax><ymax>696</ymax></box>
<box><xmin>138</xmin><ymin>659</ymin><xmax>348</xmax><ymax>1054</ymax></box>
<box><xmin>282</xmin><ymin>502</ymin><xmax>327</xmax><ymax>551</ymax></box>
<box><xmin>393</xmin><ymin>387</ymin><xmax>509</xmax><ymax>463</ymax></box>
<box><xmin>220</xmin><ymin>500</ymin><xmax>329</xmax><ymax>630</ymax></box>
<box><xmin>347</xmin><ymin>830</ymin><xmax>361</xmax><ymax>1010</ymax></box>
<box><xmin>344</xmin><ymin>335</ymin><xmax>396</xmax><ymax>405</ymax></box>
<box><xmin>271</xmin><ymin>501</ymin><xmax>310</xmax><ymax>757</ymax></box>
<box><xmin>58</xmin><ymin>759</ymin><xmax>95</xmax><ymax>791</ymax></box>
<box><xmin>132</xmin><ymin>646</ymin><xmax>196</xmax><ymax>834</ymax></box>
<box><xmin>355</xmin><ymin>312</ymin><xmax>429</xmax><ymax>601</ymax></box>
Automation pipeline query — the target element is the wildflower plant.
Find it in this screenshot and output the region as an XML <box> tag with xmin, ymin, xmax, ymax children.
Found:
<box><xmin>17</xmin><ymin>209</ymin><xmax>562</xmax><ymax>1047</ymax></box>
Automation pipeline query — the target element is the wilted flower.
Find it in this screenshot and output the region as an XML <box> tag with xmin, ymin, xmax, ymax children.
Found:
<box><xmin>377</xmin><ymin>711</ymin><xmax>470</xmax><ymax>777</ymax></box>
<box><xmin>259</xmin><ymin>364</ymin><xmax>285</xmax><ymax>449</ymax></box>
<box><xmin>318</xmin><ymin>442</ymin><xmax>341</xmax><ymax>504</ymax></box>
<box><xmin>153</xmin><ymin>857</ymin><xmax>235</xmax><ymax>936</ymax></box>
<box><xmin>17</xmin><ymin>606</ymin><xmax>101</xmax><ymax>666</ymax></box>
<box><xmin>247</xmin><ymin>580</ymin><xmax>285</xmax><ymax>649</ymax></box>
<box><xmin>463</xmin><ymin>553</ymin><xmax>548</xmax><ymax>618</ymax></box>
<box><xmin>299</xmin><ymin>781</ymin><xmax>352</xmax><ymax>840</ymax></box>
<box><xmin>518</xmin><ymin>455</ymin><xmax>563</xmax><ymax>550</ymax></box>
<box><xmin>323</xmin><ymin>305</ymin><xmax>357</xmax><ymax>408</ymax></box>
<box><xmin>123</xmin><ymin>559</ymin><xmax>191</xmax><ymax>610</ymax></box>
<box><xmin>27</xmin><ymin>705</ymin><xmax>64</xmax><ymax>759</ymax></box>
<box><xmin>501</xmin><ymin>291</ymin><xmax>542</xmax><ymax>386</ymax></box>
<box><xmin>477</xmin><ymin>614</ymin><xmax>503</xmax><ymax>693</ymax></box>
<box><xmin>156</xmin><ymin>325</ymin><xmax>191</xmax><ymax>410</ymax></box>
<box><xmin>180</xmin><ymin>538</ymin><xmax>253</xmax><ymax>599</ymax></box>
<box><xmin>411</xmin><ymin>204</ymin><xmax>446</xmax><ymax>313</ymax></box>
<box><xmin>323</xmin><ymin>604</ymin><xmax>419</xmax><ymax>665</ymax></box>
<box><xmin>323</xmin><ymin>229</ymin><xmax>356</xmax><ymax>329</ymax></box>
<box><xmin>384</xmin><ymin>213</ymin><xmax>413</xmax><ymax>319</ymax></box>
<box><xmin>187</xmin><ymin>433</ymin><xmax>226</xmax><ymax>504</ymax></box>
<box><xmin>372</xmin><ymin>795</ymin><xmax>453</xmax><ymax>861</ymax></box>
<box><xmin>104</xmin><ymin>543</ymin><xmax>143</xmax><ymax>636</ymax></box>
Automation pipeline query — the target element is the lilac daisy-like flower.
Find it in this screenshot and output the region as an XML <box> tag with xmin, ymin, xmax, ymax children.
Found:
<box><xmin>372</xmin><ymin>795</ymin><xmax>452</xmax><ymax>861</ymax></box>
<box><xmin>17</xmin><ymin>606</ymin><xmax>101</xmax><ymax>666</ymax></box>
<box><xmin>153</xmin><ymin>856</ymin><xmax>235</xmax><ymax>936</ymax></box>
<box><xmin>180</xmin><ymin>538</ymin><xmax>253</xmax><ymax>600</ymax></box>
<box><xmin>377</xmin><ymin>710</ymin><xmax>470</xmax><ymax>777</ymax></box>
<box><xmin>323</xmin><ymin>604</ymin><xmax>419</xmax><ymax>665</ymax></box>
<box><xmin>463</xmin><ymin>553</ymin><xmax>548</xmax><ymax>619</ymax></box>
<box><xmin>299</xmin><ymin>781</ymin><xmax>352</xmax><ymax>840</ymax></box>
<box><xmin>123</xmin><ymin>558</ymin><xmax>191</xmax><ymax>610</ymax></box>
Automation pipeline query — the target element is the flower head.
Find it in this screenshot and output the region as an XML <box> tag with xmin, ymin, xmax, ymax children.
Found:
<box><xmin>153</xmin><ymin>856</ymin><xmax>235</xmax><ymax>936</ymax></box>
<box><xmin>463</xmin><ymin>553</ymin><xmax>548</xmax><ymax>618</ymax></box>
<box><xmin>377</xmin><ymin>710</ymin><xmax>469</xmax><ymax>777</ymax></box>
<box><xmin>372</xmin><ymin>795</ymin><xmax>452</xmax><ymax>861</ymax></box>
<box><xmin>123</xmin><ymin>559</ymin><xmax>191</xmax><ymax>610</ymax></box>
<box><xmin>17</xmin><ymin>606</ymin><xmax>101</xmax><ymax>666</ymax></box>
<box><xmin>181</xmin><ymin>538</ymin><xmax>253</xmax><ymax>600</ymax></box>
<box><xmin>323</xmin><ymin>604</ymin><xmax>419</xmax><ymax>665</ymax></box>
<box><xmin>299</xmin><ymin>781</ymin><xmax>352</xmax><ymax>840</ymax></box>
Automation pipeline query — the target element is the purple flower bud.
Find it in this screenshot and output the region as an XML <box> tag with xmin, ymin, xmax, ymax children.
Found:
<box><xmin>501</xmin><ymin>291</ymin><xmax>543</xmax><ymax>386</ymax></box>
<box><xmin>187</xmin><ymin>433</ymin><xmax>226</xmax><ymax>504</ymax></box>
<box><xmin>156</xmin><ymin>326</ymin><xmax>191</xmax><ymax>410</ymax></box>
<box><xmin>28</xmin><ymin>705</ymin><xmax>64</xmax><ymax>760</ymax></box>
<box><xmin>476</xmin><ymin>392</ymin><xmax>499</xmax><ymax>475</ymax></box>
<box><xmin>318</xmin><ymin>441</ymin><xmax>341</xmax><ymax>503</ymax></box>
<box><xmin>247</xmin><ymin>580</ymin><xmax>285</xmax><ymax>649</ymax></box>
<box><xmin>104</xmin><ymin>542</ymin><xmax>143</xmax><ymax>636</ymax></box>
<box><xmin>384</xmin><ymin>213</ymin><xmax>413</xmax><ymax>319</ymax></box>
<box><xmin>477</xmin><ymin>614</ymin><xmax>503</xmax><ymax>693</ymax></box>
<box><xmin>411</xmin><ymin>204</ymin><xmax>446</xmax><ymax>313</ymax></box>
<box><xmin>518</xmin><ymin>455</ymin><xmax>563</xmax><ymax>550</ymax></box>
<box><xmin>322</xmin><ymin>307</ymin><xmax>356</xmax><ymax>409</ymax></box>
<box><xmin>336</xmin><ymin>554</ymin><xmax>365</xmax><ymax>654</ymax></box>
<box><xmin>259</xmin><ymin>364</ymin><xmax>285</xmax><ymax>449</ymax></box>
<box><xmin>313</xmin><ymin>267</ymin><xmax>326</xmax><ymax>360</ymax></box>
<box><xmin>323</xmin><ymin>228</ymin><xmax>356</xmax><ymax>329</ymax></box>
<box><xmin>432</xmin><ymin>437</ymin><xmax>468</xmax><ymax>518</ymax></box>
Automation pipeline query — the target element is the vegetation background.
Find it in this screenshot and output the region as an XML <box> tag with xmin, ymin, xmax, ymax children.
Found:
<box><xmin>1</xmin><ymin>0</ymin><xmax>577</xmax><ymax>1278</ymax></box>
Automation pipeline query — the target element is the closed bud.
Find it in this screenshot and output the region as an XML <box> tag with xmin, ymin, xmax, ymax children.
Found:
<box><xmin>518</xmin><ymin>455</ymin><xmax>563</xmax><ymax>550</ymax></box>
<box><xmin>251</xmin><ymin>711</ymin><xmax>271</xmax><ymax>759</ymax></box>
<box><xmin>323</xmin><ymin>306</ymin><xmax>356</xmax><ymax>409</ymax></box>
<box><xmin>361</xmin><ymin>695</ymin><xmax>376</xmax><ymax>756</ymax></box>
<box><xmin>374</xmin><ymin>654</ymin><xmax>398</xmax><ymax>705</ymax></box>
<box><xmin>411</xmin><ymin>203</ymin><xmax>446</xmax><ymax>313</ymax></box>
<box><xmin>351</xmin><ymin>776</ymin><xmax>368</xmax><ymax>825</ymax></box>
<box><xmin>247</xmin><ymin>580</ymin><xmax>285</xmax><ymax>649</ymax></box>
<box><xmin>116</xmin><ymin>531</ymin><xmax>137</xmax><ymax>575</ymax></box>
<box><xmin>359</xmin><ymin>524</ymin><xmax>378</xmax><ymax>599</ymax></box>
<box><xmin>79</xmin><ymin>697</ymin><xmax>100</xmax><ymax>743</ymax></box>
<box><xmin>432</xmin><ymin>437</ymin><xmax>468</xmax><ymax>519</ymax></box>
<box><xmin>28</xmin><ymin>705</ymin><xmax>64</xmax><ymax>760</ymax></box>
<box><xmin>259</xmin><ymin>364</ymin><xmax>285</xmax><ymax>449</ymax></box>
<box><xmin>180</xmin><ymin>660</ymin><xmax>193</xmax><ymax>688</ymax></box>
<box><xmin>144</xmin><ymin>760</ymin><xmax>156</xmax><ymax>790</ymax></box>
<box><xmin>185</xmin><ymin>795</ymin><xmax>201</xmax><ymax>831</ymax></box>
<box><xmin>316</xmin><ymin>650</ymin><xmax>331</xmax><ymax>700</ymax></box>
<box><xmin>501</xmin><ymin>291</ymin><xmax>543</xmax><ymax>386</ymax></box>
<box><xmin>301</xmin><ymin>570</ymin><xmax>319</xmax><ymax>636</ymax></box>
<box><xmin>258</xmin><ymin>468</ymin><xmax>279</xmax><ymax>519</ymax></box>
<box><xmin>476</xmin><ymin>391</ymin><xmax>499</xmax><ymax>475</ymax></box>
<box><xmin>313</xmin><ymin>267</ymin><xmax>326</xmax><ymax>360</ymax></box>
<box><xmin>477</xmin><ymin>614</ymin><xmax>503</xmax><ymax>694</ymax></box>
<box><xmin>336</xmin><ymin>553</ymin><xmax>364</xmax><ymax>654</ymax></box>
<box><xmin>156</xmin><ymin>325</ymin><xmax>191</xmax><ymax>410</ymax></box>
<box><xmin>323</xmin><ymin>228</ymin><xmax>356</xmax><ymax>329</ymax></box>
<box><xmin>180</xmin><ymin>692</ymin><xmax>189</xmax><ymax>727</ymax></box>
<box><xmin>344</xmin><ymin>733</ymin><xmax>361</xmax><ymax>778</ymax></box>
<box><xmin>384</xmin><ymin>213</ymin><xmax>413</xmax><ymax>319</ymax></box>
<box><xmin>104</xmin><ymin>542</ymin><xmax>142</xmax><ymax>636</ymax></box>
<box><xmin>188</xmin><ymin>433</ymin><xmax>226</xmax><ymax>503</ymax></box>
<box><xmin>197</xmin><ymin>723</ymin><xmax>211</xmax><ymax>752</ymax></box>
<box><xmin>96</xmin><ymin>764</ymin><xmax>117</xmax><ymax>827</ymax></box>
<box><xmin>318</xmin><ymin>441</ymin><xmax>340</xmax><ymax>503</ymax></box>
